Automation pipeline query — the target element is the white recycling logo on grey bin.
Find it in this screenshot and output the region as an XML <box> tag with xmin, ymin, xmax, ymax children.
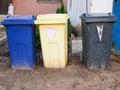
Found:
<box><xmin>96</xmin><ymin>25</ymin><xmax>104</xmax><ymax>42</ymax></box>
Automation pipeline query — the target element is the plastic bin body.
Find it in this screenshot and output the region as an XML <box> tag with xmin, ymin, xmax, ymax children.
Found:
<box><xmin>80</xmin><ymin>13</ymin><xmax>117</xmax><ymax>69</ymax></box>
<box><xmin>113</xmin><ymin>0</ymin><xmax>120</xmax><ymax>19</ymax></box>
<box><xmin>112</xmin><ymin>0</ymin><xmax>120</xmax><ymax>51</ymax></box>
<box><xmin>35</xmin><ymin>14</ymin><xmax>69</xmax><ymax>68</ymax></box>
<box><xmin>2</xmin><ymin>16</ymin><xmax>36</xmax><ymax>69</ymax></box>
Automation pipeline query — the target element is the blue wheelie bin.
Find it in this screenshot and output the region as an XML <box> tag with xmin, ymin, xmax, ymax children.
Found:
<box><xmin>2</xmin><ymin>16</ymin><xmax>36</xmax><ymax>69</ymax></box>
<box><xmin>112</xmin><ymin>0</ymin><xmax>120</xmax><ymax>51</ymax></box>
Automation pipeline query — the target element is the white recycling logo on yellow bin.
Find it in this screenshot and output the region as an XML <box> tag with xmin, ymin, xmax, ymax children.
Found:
<box><xmin>46</xmin><ymin>27</ymin><xmax>56</xmax><ymax>40</ymax></box>
<box><xmin>96</xmin><ymin>25</ymin><xmax>104</xmax><ymax>42</ymax></box>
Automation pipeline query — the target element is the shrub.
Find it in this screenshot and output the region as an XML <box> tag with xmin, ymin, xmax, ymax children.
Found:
<box><xmin>56</xmin><ymin>0</ymin><xmax>71</xmax><ymax>39</ymax></box>
<box><xmin>36</xmin><ymin>25</ymin><xmax>41</xmax><ymax>49</ymax></box>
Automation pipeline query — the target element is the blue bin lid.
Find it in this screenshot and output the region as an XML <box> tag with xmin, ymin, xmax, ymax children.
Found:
<box><xmin>80</xmin><ymin>13</ymin><xmax>117</xmax><ymax>23</ymax></box>
<box><xmin>1</xmin><ymin>15</ymin><xmax>36</xmax><ymax>25</ymax></box>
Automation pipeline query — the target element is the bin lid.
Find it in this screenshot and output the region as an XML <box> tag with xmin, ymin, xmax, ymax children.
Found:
<box><xmin>80</xmin><ymin>13</ymin><xmax>117</xmax><ymax>23</ymax></box>
<box><xmin>1</xmin><ymin>15</ymin><xmax>36</xmax><ymax>25</ymax></box>
<box><xmin>34</xmin><ymin>14</ymin><xmax>69</xmax><ymax>24</ymax></box>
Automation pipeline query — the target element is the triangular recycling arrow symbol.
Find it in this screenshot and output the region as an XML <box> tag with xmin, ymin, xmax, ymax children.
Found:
<box><xmin>46</xmin><ymin>27</ymin><xmax>56</xmax><ymax>40</ymax></box>
<box><xmin>96</xmin><ymin>25</ymin><xmax>104</xmax><ymax>42</ymax></box>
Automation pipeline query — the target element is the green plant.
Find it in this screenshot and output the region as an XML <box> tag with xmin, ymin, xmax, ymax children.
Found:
<box><xmin>56</xmin><ymin>1</ymin><xmax>67</xmax><ymax>13</ymax></box>
<box><xmin>67</xmin><ymin>19</ymin><xmax>71</xmax><ymax>39</ymax></box>
<box><xmin>0</xmin><ymin>26</ymin><xmax>6</xmax><ymax>31</ymax></box>
<box><xmin>35</xmin><ymin>25</ymin><xmax>41</xmax><ymax>49</ymax></box>
<box><xmin>56</xmin><ymin>1</ymin><xmax>71</xmax><ymax>39</ymax></box>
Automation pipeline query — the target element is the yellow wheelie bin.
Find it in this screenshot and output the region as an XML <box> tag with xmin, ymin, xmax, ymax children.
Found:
<box><xmin>34</xmin><ymin>14</ymin><xmax>69</xmax><ymax>68</ymax></box>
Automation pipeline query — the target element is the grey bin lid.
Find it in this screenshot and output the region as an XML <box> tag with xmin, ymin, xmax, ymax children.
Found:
<box><xmin>80</xmin><ymin>13</ymin><xmax>117</xmax><ymax>23</ymax></box>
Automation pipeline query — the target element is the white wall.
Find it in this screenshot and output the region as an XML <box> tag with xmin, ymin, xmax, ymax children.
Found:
<box><xmin>67</xmin><ymin>0</ymin><xmax>113</xmax><ymax>35</ymax></box>
<box><xmin>67</xmin><ymin>0</ymin><xmax>90</xmax><ymax>33</ymax></box>
<box><xmin>90</xmin><ymin>0</ymin><xmax>113</xmax><ymax>13</ymax></box>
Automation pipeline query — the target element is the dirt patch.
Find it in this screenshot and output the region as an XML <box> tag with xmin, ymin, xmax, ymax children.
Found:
<box><xmin>110</xmin><ymin>51</ymin><xmax>120</xmax><ymax>63</ymax></box>
<box><xmin>0</xmin><ymin>53</ymin><xmax>120</xmax><ymax>90</ymax></box>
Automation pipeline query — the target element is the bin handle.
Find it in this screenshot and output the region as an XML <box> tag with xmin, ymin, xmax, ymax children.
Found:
<box><xmin>83</xmin><ymin>13</ymin><xmax>91</xmax><ymax>17</ymax></box>
<box><xmin>83</xmin><ymin>13</ymin><xmax>87</xmax><ymax>17</ymax></box>
<box><xmin>108</xmin><ymin>13</ymin><xmax>112</xmax><ymax>16</ymax></box>
<box><xmin>108</xmin><ymin>13</ymin><xmax>114</xmax><ymax>17</ymax></box>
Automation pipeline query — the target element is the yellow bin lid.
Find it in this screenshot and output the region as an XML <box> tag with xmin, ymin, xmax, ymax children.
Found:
<box><xmin>34</xmin><ymin>14</ymin><xmax>69</xmax><ymax>24</ymax></box>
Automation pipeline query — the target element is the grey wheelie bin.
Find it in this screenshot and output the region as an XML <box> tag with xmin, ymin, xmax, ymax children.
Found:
<box><xmin>80</xmin><ymin>13</ymin><xmax>117</xmax><ymax>69</ymax></box>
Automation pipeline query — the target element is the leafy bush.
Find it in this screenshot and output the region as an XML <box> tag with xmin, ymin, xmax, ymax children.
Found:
<box><xmin>0</xmin><ymin>26</ymin><xmax>6</xmax><ymax>31</ymax></box>
<box><xmin>56</xmin><ymin>1</ymin><xmax>67</xmax><ymax>13</ymax></box>
<box><xmin>56</xmin><ymin>1</ymin><xmax>71</xmax><ymax>39</ymax></box>
<box><xmin>36</xmin><ymin>25</ymin><xmax>41</xmax><ymax>49</ymax></box>
<box><xmin>67</xmin><ymin>19</ymin><xmax>71</xmax><ymax>39</ymax></box>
